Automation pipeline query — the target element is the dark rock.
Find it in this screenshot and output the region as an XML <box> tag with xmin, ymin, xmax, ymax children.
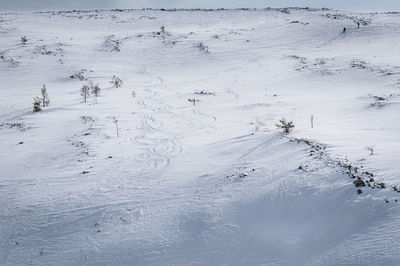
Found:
<box><xmin>354</xmin><ymin>178</ymin><xmax>366</xmax><ymax>187</ymax></box>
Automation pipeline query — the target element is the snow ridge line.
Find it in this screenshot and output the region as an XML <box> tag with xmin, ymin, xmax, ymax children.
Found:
<box><xmin>290</xmin><ymin>137</ymin><xmax>399</xmax><ymax>202</ymax></box>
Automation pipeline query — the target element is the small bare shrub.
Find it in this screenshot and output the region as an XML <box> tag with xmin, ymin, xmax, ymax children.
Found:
<box><xmin>275</xmin><ymin>118</ymin><xmax>295</xmax><ymax>133</ymax></box>
<box><xmin>33</xmin><ymin>97</ymin><xmax>42</xmax><ymax>112</ymax></box>
<box><xmin>21</xmin><ymin>36</ymin><xmax>28</xmax><ymax>45</ymax></box>
<box><xmin>196</xmin><ymin>42</ymin><xmax>209</xmax><ymax>54</ymax></box>
<box><xmin>70</xmin><ymin>69</ymin><xmax>90</xmax><ymax>81</ymax></box>
<box><xmin>81</xmin><ymin>84</ymin><xmax>90</xmax><ymax>103</ymax></box>
<box><xmin>91</xmin><ymin>83</ymin><xmax>101</xmax><ymax>103</ymax></box>
<box><xmin>153</xmin><ymin>26</ymin><xmax>170</xmax><ymax>38</ymax></box>
<box><xmin>111</xmin><ymin>75</ymin><xmax>123</xmax><ymax>88</ymax></box>
<box><xmin>366</xmin><ymin>145</ymin><xmax>375</xmax><ymax>155</ymax></box>
<box><xmin>188</xmin><ymin>98</ymin><xmax>199</xmax><ymax>106</ymax></box>
<box><xmin>34</xmin><ymin>44</ymin><xmax>63</xmax><ymax>56</ymax></box>
<box><xmin>41</xmin><ymin>85</ymin><xmax>50</xmax><ymax>107</ymax></box>
<box><xmin>102</xmin><ymin>35</ymin><xmax>125</xmax><ymax>52</ymax></box>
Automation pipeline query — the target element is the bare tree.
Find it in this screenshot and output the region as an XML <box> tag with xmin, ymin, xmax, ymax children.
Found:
<box><xmin>81</xmin><ymin>84</ymin><xmax>90</xmax><ymax>103</ymax></box>
<box><xmin>276</xmin><ymin>118</ymin><xmax>295</xmax><ymax>133</ymax></box>
<box><xmin>366</xmin><ymin>145</ymin><xmax>375</xmax><ymax>155</ymax></box>
<box><xmin>111</xmin><ymin>75</ymin><xmax>123</xmax><ymax>88</ymax></box>
<box><xmin>33</xmin><ymin>97</ymin><xmax>42</xmax><ymax>112</ymax></box>
<box><xmin>91</xmin><ymin>83</ymin><xmax>101</xmax><ymax>103</ymax></box>
<box><xmin>41</xmin><ymin>85</ymin><xmax>50</xmax><ymax>107</ymax></box>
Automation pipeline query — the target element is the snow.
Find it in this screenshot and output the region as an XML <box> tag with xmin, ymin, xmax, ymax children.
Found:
<box><xmin>1</xmin><ymin>8</ymin><xmax>400</xmax><ymax>265</ymax></box>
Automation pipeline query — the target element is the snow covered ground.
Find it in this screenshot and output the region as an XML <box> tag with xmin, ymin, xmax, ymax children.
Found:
<box><xmin>1</xmin><ymin>7</ymin><xmax>400</xmax><ymax>265</ymax></box>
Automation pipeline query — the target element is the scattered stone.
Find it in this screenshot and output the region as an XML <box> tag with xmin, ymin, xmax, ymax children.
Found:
<box><xmin>354</xmin><ymin>178</ymin><xmax>366</xmax><ymax>188</ymax></box>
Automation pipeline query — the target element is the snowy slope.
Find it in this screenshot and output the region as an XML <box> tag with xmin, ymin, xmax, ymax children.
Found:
<box><xmin>1</xmin><ymin>8</ymin><xmax>400</xmax><ymax>265</ymax></box>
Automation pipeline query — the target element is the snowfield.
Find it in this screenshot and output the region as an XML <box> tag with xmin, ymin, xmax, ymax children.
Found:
<box><xmin>1</xmin><ymin>7</ymin><xmax>400</xmax><ymax>265</ymax></box>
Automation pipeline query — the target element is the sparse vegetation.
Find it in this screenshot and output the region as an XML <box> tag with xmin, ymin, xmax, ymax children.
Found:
<box><xmin>276</xmin><ymin>118</ymin><xmax>295</xmax><ymax>133</ymax></box>
<box><xmin>41</xmin><ymin>85</ymin><xmax>50</xmax><ymax>107</ymax></box>
<box><xmin>194</xmin><ymin>90</ymin><xmax>215</xmax><ymax>95</ymax></box>
<box><xmin>70</xmin><ymin>69</ymin><xmax>90</xmax><ymax>81</ymax></box>
<box><xmin>195</xmin><ymin>42</ymin><xmax>209</xmax><ymax>53</ymax></box>
<box><xmin>188</xmin><ymin>98</ymin><xmax>199</xmax><ymax>106</ymax></box>
<box><xmin>111</xmin><ymin>75</ymin><xmax>123</xmax><ymax>88</ymax></box>
<box><xmin>33</xmin><ymin>97</ymin><xmax>42</xmax><ymax>112</ymax></box>
<box><xmin>370</xmin><ymin>95</ymin><xmax>391</xmax><ymax>109</ymax></box>
<box><xmin>34</xmin><ymin>43</ymin><xmax>64</xmax><ymax>56</ymax></box>
<box><xmin>311</xmin><ymin>115</ymin><xmax>314</xmax><ymax>128</ymax></box>
<box><xmin>102</xmin><ymin>35</ymin><xmax>128</xmax><ymax>52</ymax></box>
<box><xmin>153</xmin><ymin>25</ymin><xmax>171</xmax><ymax>39</ymax></box>
<box><xmin>366</xmin><ymin>145</ymin><xmax>375</xmax><ymax>155</ymax></box>
<box><xmin>81</xmin><ymin>84</ymin><xmax>90</xmax><ymax>103</ymax></box>
<box><xmin>21</xmin><ymin>36</ymin><xmax>28</xmax><ymax>45</ymax></box>
<box><xmin>91</xmin><ymin>83</ymin><xmax>101</xmax><ymax>103</ymax></box>
<box><xmin>0</xmin><ymin>122</ymin><xmax>25</xmax><ymax>130</ymax></box>
<box><xmin>32</xmin><ymin>85</ymin><xmax>50</xmax><ymax>112</ymax></box>
<box><xmin>0</xmin><ymin>54</ymin><xmax>20</xmax><ymax>67</ymax></box>
<box><xmin>113</xmin><ymin>117</ymin><xmax>119</xmax><ymax>137</ymax></box>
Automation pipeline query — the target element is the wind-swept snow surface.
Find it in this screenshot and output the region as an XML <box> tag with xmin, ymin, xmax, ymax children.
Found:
<box><xmin>1</xmin><ymin>8</ymin><xmax>400</xmax><ymax>265</ymax></box>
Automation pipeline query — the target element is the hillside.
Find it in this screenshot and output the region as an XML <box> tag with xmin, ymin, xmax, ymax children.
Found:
<box><xmin>1</xmin><ymin>8</ymin><xmax>400</xmax><ymax>265</ymax></box>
